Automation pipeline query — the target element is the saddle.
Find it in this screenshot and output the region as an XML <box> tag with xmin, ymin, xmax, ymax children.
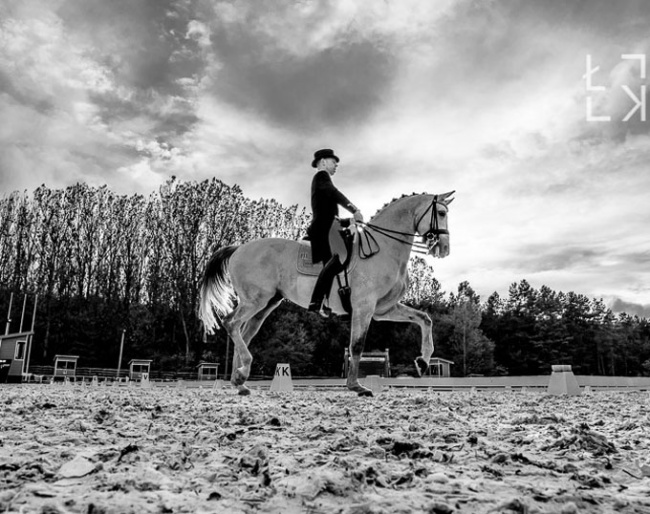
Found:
<box><xmin>297</xmin><ymin>218</ymin><xmax>359</xmax><ymax>276</ymax></box>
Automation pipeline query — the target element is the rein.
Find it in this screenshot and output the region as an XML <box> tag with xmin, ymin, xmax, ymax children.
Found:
<box><xmin>357</xmin><ymin>195</ymin><xmax>449</xmax><ymax>259</ymax></box>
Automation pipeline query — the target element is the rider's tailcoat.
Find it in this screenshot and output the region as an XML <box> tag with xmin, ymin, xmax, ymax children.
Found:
<box><xmin>307</xmin><ymin>170</ymin><xmax>355</xmax><ymax>264</ymax></box>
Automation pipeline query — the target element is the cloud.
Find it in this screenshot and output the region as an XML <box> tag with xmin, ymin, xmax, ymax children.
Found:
<box><xmin>207</xmin><ymin>24</ymin><xmax>397</xmax><ymax>128</ymax></box>
<box><xmin>0</xmin><ymin>0</ymin><xmax>210</xmax><ymax>192</ymax></box>
<box><xmin>608</xmin><ymin>298</ymin><xmax>650</xmax><ymax>318</ymax></box>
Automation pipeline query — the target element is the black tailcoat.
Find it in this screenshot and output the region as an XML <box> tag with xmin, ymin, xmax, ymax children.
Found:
<box><xmin>306</xmin><ymin>170</ymin><xmax>355</xmax><ymax>263</ymax></box>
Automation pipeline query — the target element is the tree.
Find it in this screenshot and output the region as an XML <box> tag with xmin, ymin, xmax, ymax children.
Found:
<box><xmin>448</xmin><ymin>281</ymin><xmax>494</xmax><ymax>376</ymax></box>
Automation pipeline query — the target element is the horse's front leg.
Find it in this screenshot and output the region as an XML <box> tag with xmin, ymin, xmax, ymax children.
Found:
<box><xmin>373</xmin><ymin>302</ymin><xmax>434</xmax><ymax>376</ymax></box>
<box><xmin>346</xmin><ymin>307</ymin><xmax>375</xmax><ymax>396</ymax></box>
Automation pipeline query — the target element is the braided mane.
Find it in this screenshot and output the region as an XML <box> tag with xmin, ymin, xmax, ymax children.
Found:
<box><xmin>371</xmin><ymin>192</ymin><xmax>429</xmax><ymax>219</ymax></box>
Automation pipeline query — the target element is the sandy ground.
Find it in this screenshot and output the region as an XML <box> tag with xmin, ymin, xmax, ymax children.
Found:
<box><xmin>1</xmin><ymin>384</ymin><xmax>649</xmax><ymax>514</ymax></box>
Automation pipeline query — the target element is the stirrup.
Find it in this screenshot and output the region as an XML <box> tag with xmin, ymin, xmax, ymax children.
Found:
<box><xmin>309</xmin><ymin>301</ymin><xmax>331</xmax><ymax>318</ymax></box>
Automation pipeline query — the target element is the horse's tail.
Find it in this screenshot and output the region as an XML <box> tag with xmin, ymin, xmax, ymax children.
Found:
<box><xmin>199</xmin><ymin>245</ymin><xmax>239</xmax><ymax>334</ymax></box>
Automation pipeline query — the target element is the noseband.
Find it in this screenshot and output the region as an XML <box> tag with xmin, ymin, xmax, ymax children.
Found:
<box><xmin>415</xmin><ymin>196</ymin><xmax>449</xmax><ymax>252</ymax></box>
<box><xmin>358</xmin><ymin>195</ymin><xmax>449</xmax><ymax>258</ymax></box>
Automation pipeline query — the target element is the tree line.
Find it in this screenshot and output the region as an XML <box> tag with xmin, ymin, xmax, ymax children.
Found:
<box><xmin>0</xmin><ymin>180</ymin><xmax>648</xmax><ymax>377</ymax></box>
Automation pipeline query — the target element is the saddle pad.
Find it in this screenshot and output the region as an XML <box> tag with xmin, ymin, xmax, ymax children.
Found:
<box><xmin>296</xmin><ymin>242</ymin><xmax>322</xmax><ymax>276</ymax></box>
<box><xmin>297</xmin><ymin>219</ymin><xmax>359</xmax><ymax>276</ymax></box>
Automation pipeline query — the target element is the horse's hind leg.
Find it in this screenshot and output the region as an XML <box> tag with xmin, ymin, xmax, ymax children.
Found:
<box><xmin>241</xmin><ymin>295</ymin><xmax>283</xmax><ymax>343</ymax></box>
<box><xmin>229</xmin><ymin>296</ymin><xmax>283</xmax><ymax>395</ymax></box>
<box><xmin>223</xmin><ymin>301</ymin><xmax>265</xmax><ymax>394</ymax></box>
<box><xmin>225</xmin><ymin>295</ymin><xmax>283</xmax><ymax>395</ymax></box>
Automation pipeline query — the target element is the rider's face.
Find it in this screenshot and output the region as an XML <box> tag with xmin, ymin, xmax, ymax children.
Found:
<box><xmin>323</xmin><ymin>158</ymin><xmax>338</xmax><ymax>175</ymax></box>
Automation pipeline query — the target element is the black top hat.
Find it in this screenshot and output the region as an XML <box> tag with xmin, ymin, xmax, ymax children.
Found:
<box><xmin>311</xmin><ymin>148</ymin><xmax>340</xmax><ymax>168</ymax></box>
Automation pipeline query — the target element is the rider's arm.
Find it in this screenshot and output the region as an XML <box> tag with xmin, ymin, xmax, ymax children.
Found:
<box><xmin>313</xmin><ymin>171</ymin><xmax>363</xmax><ymax>220</ymax></box>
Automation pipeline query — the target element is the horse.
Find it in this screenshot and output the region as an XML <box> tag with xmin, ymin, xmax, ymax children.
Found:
<box><xmin>198</xmin><ymin>191</ymin><xmax>454</xmax><ymax>396</ymax></box>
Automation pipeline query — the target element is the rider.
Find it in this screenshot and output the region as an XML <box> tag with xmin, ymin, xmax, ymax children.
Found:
<box><xmin>307</xmin><ymin>148</ymin><xmax>364</xmax><ymax>317</ymax></box>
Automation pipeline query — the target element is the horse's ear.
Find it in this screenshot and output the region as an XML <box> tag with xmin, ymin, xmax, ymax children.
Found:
<box><xmin>438</xmin><ymin>190</ymin><xmax>455</xmax><ymax>203</ymax></box>
<box><xmin>445</xmin><ymin>197</ymin><xmax>455</xmax><ymax>205</ymax></box>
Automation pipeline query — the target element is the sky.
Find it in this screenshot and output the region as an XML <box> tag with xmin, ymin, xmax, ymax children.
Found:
<box><xmin>1</xmin><ymin>0</ymin><xmax>650</xmax><ymax>316</ymax></box>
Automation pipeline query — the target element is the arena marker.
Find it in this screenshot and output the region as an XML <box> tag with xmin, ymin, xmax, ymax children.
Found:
<box><xmin>212</xmin><ymin>379</ymin><xmax>223</xmax><ymax>392</ymax></box>
<box><xmin>269</xmin><ymin>363</ymin><xmax>293</xmax><ymax>392</ymax></box>
<box><xmin>547</xmin><ymin>365</ymin><xmax>581</xmax><ymax>396</ymax></box>
<box><xmin>364</xmin><ymin>375</ymin><xmax>383</xmax><ymax>395</ymax></box>
<box><xmin>141</xmin><ymin>372</ymin><xmax>151</xmax><ymax>389</ymax></box>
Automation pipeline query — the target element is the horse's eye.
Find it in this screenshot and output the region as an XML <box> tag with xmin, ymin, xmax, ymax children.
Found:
<box><xmin>438</xmin><ymin>211</ymin><xmax>446</xmax><ymax>218</ymax></box>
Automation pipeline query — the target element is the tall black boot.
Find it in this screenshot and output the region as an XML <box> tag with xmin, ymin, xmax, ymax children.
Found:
<box><xmin>309</xmin><ymin>255</ymin><xmax>343</xmax><ymax>317</ymax></box>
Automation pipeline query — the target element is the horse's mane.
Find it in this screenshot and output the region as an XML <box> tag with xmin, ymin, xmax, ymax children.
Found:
<box><xmin>370</xmin><ymin>192</ymin><xmax>430</xmax><ymax>219</ymax></box>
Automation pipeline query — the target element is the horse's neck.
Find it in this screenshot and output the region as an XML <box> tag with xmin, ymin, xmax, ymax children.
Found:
<box><xmin>369</xmin><ymin>195</ymin><xmax>423</xmax><ymax>234</ymax></box>
<box><xmin>368</xmin><ymin>195</ymin><xmax>425</xmax><ymax>260</ymax></box>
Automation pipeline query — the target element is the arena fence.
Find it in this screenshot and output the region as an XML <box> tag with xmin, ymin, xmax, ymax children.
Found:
<box><xmin>17</xmin><ymin>367</ymin><xmax>650</xmax><ymax>391</ymax></box>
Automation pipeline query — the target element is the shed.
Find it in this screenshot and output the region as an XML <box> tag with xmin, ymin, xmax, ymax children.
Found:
<box><xmin>129</xmin><ymin>359</ymin><xmax>153</xmax><ymax>380</ymax></box>
<box><xmin>197</xmin><ymin>362</ymin><xmax>220</xmax><ymax>381</ymax></box>
<box><xmin>343</xmin><ymin>348</ymin><xmax>391</xmax><ymax>378</ymax></box>
<box><xmin>428</xmin><ymin>357</ymin><xmax>454</xmax><ymax>377</ymax></box>
<box><xmin>54</xmin><ymin>355</ymin><xmax>79</xmax><ymax>379</ymax></box>
<box><xmin>0</xmin><ymin>331</ymin><xmax>33</xmax><ymax>383</ymax></box>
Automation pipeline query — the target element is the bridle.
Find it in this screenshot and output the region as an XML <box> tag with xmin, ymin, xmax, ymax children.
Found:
<box><xmin>357</xmin><ymin>195</ymin><xmax>450</xmax><ymax>258</ymax></box>
<box><xmin>415</xmin><ymin>195</ymin><xmax>450</xmax><ymax>252</ymax></box>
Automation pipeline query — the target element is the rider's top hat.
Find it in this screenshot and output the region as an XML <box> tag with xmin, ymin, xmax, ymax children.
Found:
<box><xmin>311</xmin><ymin>148</ymin><xmax>340</xmax><ymax>168</ymax></box>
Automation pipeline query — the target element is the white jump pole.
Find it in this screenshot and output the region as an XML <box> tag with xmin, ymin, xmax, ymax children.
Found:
<box><xmin>5</xmin><ymin>292</ymin><xmax>13</xmax><ymax>335</ymax></box>
<box><xmin>117</xmin><ymin>329</ymin><xmax>125</xmax><ymax>379</ymax></box>
<box><xmin>19</xmin><ymin>293</ymin><xmax>27</xmax><ymax>333</ymax></box>
<box><xmin>25</xmin><ymin>294</ymin><xmax>38</xmax><ymax>376</ymax></box>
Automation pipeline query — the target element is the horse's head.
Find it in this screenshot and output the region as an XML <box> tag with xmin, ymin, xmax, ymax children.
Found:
<box><xmin>415</xmin><ymin>191</ymin><xmax>454</xmax><ymax>258</ymax></box>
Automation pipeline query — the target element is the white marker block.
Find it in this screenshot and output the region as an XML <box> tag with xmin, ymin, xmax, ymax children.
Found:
<box><xmin>270</xmin><ymin>363</ymin><xmax>293</xmax><ymax>392</ymax></box>
<box><xmin>364</xmin><ymin>375</ymin><xmax>383</xmax><ymax>395</ymax></box>
<box><xmin>547</xmin><ymin>365</ymin><xmax>581</xmax><ymax>396</ymax></box>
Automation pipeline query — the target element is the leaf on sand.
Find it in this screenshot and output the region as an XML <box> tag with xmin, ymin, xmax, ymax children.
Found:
<box><xmin>58</xmin><ymin>456</ymin><xmax>96</xmax><ymax>478</ymax></box>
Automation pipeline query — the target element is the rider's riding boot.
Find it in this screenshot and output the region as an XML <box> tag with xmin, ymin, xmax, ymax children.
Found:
<box><xmin>309</xmin><ymin>255</ymin><xmax>343</xmax><ymax>318</ymax></box>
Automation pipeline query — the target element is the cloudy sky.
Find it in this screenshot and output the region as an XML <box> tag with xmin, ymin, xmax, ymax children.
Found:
<box><xmin>1</xmin><ymin>0</ymin><xmax>650</xmax><ymax>315</ymax></box>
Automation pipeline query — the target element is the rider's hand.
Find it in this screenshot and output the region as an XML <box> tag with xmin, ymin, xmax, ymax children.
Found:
<box><xmin>353</xmin><ymin>210</ymin><xmax>364</xmax><ymax>223</ymax></box>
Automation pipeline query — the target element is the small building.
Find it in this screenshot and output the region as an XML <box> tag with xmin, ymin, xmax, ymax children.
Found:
<box><xmin>428</xmin><ymin>357</ymin><xmax>454</xmax><ymax>377</ymax></box>
<box><xmin>197</xmin><ymin>362</ymin><xmax>220</xmax><ymax>381</ymax></box>
<box><xmin>129</xmin><ymin>359</ymin><xmax>153</xmax><ymax>380</ymax></box>
<box><xmin>343</xmin><ymin>348</ymin><xmax>391</xmax><ymax>378</ymax></box>
<box><xmin>54</xmin><ymin>355</ymin><xmax>79</xmax><ymax>379</ymax></box>
<box><xmin>0</xmin><ymin>331</ymin><xmax>33</xmax><ymax>383</ymax></box>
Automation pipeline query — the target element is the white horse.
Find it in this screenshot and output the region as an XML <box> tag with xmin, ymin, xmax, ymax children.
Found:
<box><xmin>199</xmin><ymin>191</ymin><xmax>454</xmax><ymax>396</ymax></box>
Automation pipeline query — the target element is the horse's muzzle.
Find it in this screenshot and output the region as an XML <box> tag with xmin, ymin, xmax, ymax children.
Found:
<box><xmin>429</xmin><ymin>235</ymin><xmax>450</xmax><ymax>258</ymax></box>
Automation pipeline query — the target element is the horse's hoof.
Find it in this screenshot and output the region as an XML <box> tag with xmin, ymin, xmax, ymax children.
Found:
<box><xmin>414</xmin><ymin>357</ymin><xmax>429</xmax><ymax>377</ymax></box>
<box><xmin>348</xmin><ymin>383</ymin><xmax>373</xmax><ymax>397</ymax></box>
<box><xmin>231</xmin><ymin>369</ymin><xmax>248</xmax><ymax>387</ymax></box>
<box><xmin>237</xmin><ymin>387</ymin><xmax>251</xmax><ymax>396</ymax></box>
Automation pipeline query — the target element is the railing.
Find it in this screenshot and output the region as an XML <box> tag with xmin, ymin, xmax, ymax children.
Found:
<box><xmin>24</xmin><ymin>366</ymin><xmax>205</xmax><ymax>382</ymax></box>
